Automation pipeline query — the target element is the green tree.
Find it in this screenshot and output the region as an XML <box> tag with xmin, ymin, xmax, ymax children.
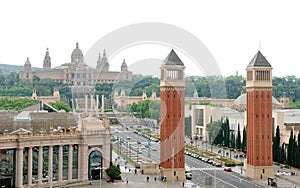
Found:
<box><xmin>0</xmin><ymin>97</ymin><xmax>39</xmax><ymax>110</ymax></box>
<box><xmin>129</xmin><ymin>100</ymin><xmax>159</xmax><ymax>119</ymax></box>
<box><xmin>280</xmin><ymin>143</ymin><xmax>286</xmax><ymax>164</ymax></box>
<box><xmin>273</xmin><ymin>126</ymin><xmax>281</xmax><ymax>162</ymax></box>
<box><xmin>206</xmin><ymin>120</ymin><xmax>222</xmax><ymax>144</ymax></box>
<box><xmin>105</xmin><ymin>165</ymin><xmax>121</xmax><ymax>181</ymax></box>
<box><xmin>236</xmin><ymin>124</ymin><xmax>241</xmax><ymax>150</ymax></box>
<box><xmin>223</xmin><ymin>118</ymin><xmax>230</xmax><ymax>147</ymax></box>
<box><xmin>287</xmin><ymin>129</ymin><xmax>294</xmax><ymax>165</ymax></box>
<box><xmin>242</xmin><ymin>126</ymin><xmax>247</xmax><ymax>153</ymax></box>
<box><xmin>296</xmin><ymin>132</ymin><xmax>300</xmax><ymax>168</ymax></box>
<box><xmin>48</xmin><ymin>101</ymin><xmax>71</xmax><ymax>112</ymax></box>
<box><xmin>230</xmin><ymin>131</ymin><xmax>236</xmax><ymax>149</ymax></box>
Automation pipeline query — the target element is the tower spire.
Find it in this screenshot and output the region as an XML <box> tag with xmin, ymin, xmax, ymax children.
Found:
<box><xmin>43</xmin><ymin>48</ymin><xmax>51</xmax><ymax>70</ymax></box>
<box><xmin>96</xmin><ymin>53</ymin><xmax>102</xmax><ymax>69</ymax></box>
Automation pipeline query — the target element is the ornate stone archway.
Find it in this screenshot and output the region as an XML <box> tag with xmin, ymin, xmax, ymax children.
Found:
<box><xmin>87</xmin><ymin>147</ymin><xmax>103</xmax><ymax>180</ymax></box>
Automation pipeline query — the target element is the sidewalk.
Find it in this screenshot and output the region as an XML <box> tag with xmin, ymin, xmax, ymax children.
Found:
<box><xmin>58</xmin><ymin>151</ymin><xmax>190</xmax><ymax>188</ymax></box>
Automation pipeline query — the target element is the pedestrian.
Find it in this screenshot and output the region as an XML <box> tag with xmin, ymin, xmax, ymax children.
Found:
<box><xmin>134</xmin><ymin>168</ymin><xmax>137</xmax><ymax>175</ymax></box>
<box><xmin>154</xmin><ymin>177</ymin><xmax>157</xmax><ymax>182</ymax></box>
<box><xmin>176</xmin><ymin>176</ymin><xmax>178</xmax><ymax>181</ymax></box>
<box><xmin>147</xmin><ymin>176</ymin><xmax>149</xmax><ymax>182</ymax></box>
<box><xmin>182</xmin><ymin>181</ymin><xmax>185</xmax><ymax>187</ymax></box>
<box><xmin>126</xmin><ymin>178</ymin><xmax>128</xmax><ymax>184</ymax></box>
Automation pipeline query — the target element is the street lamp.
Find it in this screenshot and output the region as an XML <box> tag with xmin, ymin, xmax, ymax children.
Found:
<box><xmin>127</xmin><ymin>137</ymin><xmax>131</xmax><ymax>160</ymax></box>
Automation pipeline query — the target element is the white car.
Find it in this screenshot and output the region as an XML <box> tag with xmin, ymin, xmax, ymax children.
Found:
<box><xmin>186</xmin><ymin>172</ymin><xmax>192</xmax><ymax>180</ymax></box>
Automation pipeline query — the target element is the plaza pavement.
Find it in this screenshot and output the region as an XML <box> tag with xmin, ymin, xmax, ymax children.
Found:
<box><xmin>57</xmin><ymin>148</ymin><xmax>300</xmax><ymax>188</ymax></box>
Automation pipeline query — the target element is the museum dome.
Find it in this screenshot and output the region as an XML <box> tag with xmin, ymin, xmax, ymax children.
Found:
<box><xmin>71</xmin><ymin>42</ymin><xmax>84</xmax><ymax>63</ymax></box>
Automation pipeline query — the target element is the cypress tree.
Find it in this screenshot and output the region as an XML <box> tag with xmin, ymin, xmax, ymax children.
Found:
<box><xmin>224</xmin><ymin>117</ymin><xmax>230</xmax><ymax>147</ymax></box>
<box><xmin>242</xmin><ymin>126</ymin><xmax>246</xmax><ymax>153</ymax></box>
<box><xmin>297</xmin><ymin>132</ymin><xmax>300</xmax><ymax>168</ymax></box>
<box><xmin>287</xmin><ymin>129</ymin><xmax>294</xmax><ymax>165</ymax></box>
<box><xmin>293</xmin><ymin>135</ymin><xmax>297</xmax><ymax>166</ymax></box>
<box><xmin>230</xmin><ymin>131</ymin><xmax>236</xmax><ymax>149</ymax></box>
<box><xmin>273</xmin><ymin>126</ymin><xmax>280</xmax><ymax>162</ymax></box>
<box><xmin>236</xmin><ymin>123</ymin><xmax>241</xmax><ymax>150</ymax></box>
<box><xmin>280</xmin><ymin>143</ymin><xmax>286</xmax><ymax>164</ymax></box>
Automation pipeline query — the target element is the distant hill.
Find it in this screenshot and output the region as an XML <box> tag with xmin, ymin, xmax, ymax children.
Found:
<box><xmin>0</xmin><ymin>64</ymin><xmax>42</xmax><ymax>74</ymax></box>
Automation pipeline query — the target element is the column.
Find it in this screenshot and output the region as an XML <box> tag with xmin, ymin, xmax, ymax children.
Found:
<box><xmin>101</xmin><ymin>95</ymin><xmax>105</xmax><ymax>113</ymax></box>
<box><xmin>78</xmin><ymin>143</ymin><xmax>88</xmax><ymax>181</ymax></box>
<box><xmin>27</xmin><ymin>147</ymin><xmax>33</xmax><ymax>186</ymax></box>
<box><xmin>38</xmin><ymin>146</ymin><xmax>43</xmax><ymax>186</ymax></box>
<box><xmin>96</xmin><ymin>95</ymin><xmax>99</xmax><ymax>114</ymax></box>
<box><xmin>90</xmin><ymin>95</ymin><xmax>94</xmax><ymax>112</ymax></box>
<box><xmin>16</xmin><ymin>147</ymin><xmax>24</xmax><ymax>187</ymax></box>
<box><xmin>85</xmin><ymin>95</ymin><xmax>88</xmax><ymax>113</ymax></box>
<box><xmin>68</xmin><ymin>145</ymin><xmax>73</xmax><ymax>181</ymax></box>
<box><xmin>48</xmin><ymin>146</ymin><xmax>53</xmax><ymax>186</ymax></box>
<box><xmin>58</xmin><ymin>145</ymin><xmax>63</xmax><ymax>182</ymax></box>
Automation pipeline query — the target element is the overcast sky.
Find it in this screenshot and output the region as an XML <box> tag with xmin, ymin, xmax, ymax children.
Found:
<box><xmin>0</xmin><ymin>0</ymin><xmax>300</xmax><ymax>77</ymax></box>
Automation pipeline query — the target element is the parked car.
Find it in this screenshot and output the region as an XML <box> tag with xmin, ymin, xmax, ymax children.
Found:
<box><xmin>216</xmin><ymin>163</ymin><xmax>222</xmax><ymax>167</ymax></box>
<box><xmin>224</xmin><ymin>167</ymin><xmax>232</xmax><ymax>172</ymax></box>
<box><xmin>186</xmin><ymin>172</ymin><xmax>192</xmax><ymax>180</ymax></box>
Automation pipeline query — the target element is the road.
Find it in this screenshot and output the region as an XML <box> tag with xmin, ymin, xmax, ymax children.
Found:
<box><xmin>111</xmin><ymin>126</ymin><xmax>263</xmax><ymax>188</ymax></box>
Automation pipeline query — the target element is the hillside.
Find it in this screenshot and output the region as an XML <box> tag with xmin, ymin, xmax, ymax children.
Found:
<box><xmin>0</xmin><ymin>64</ymin><xmax>42</xmax><ymax>74</ymax></box>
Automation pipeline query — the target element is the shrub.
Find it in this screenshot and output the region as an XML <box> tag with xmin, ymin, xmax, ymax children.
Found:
<box><xmin>225</xmin><ymin>162</ymin><xmax>236</xmax><ymax>167</ymax></box>
<box><xmin>105</xmin><ymin>165</ymin><xmax>121</xmax><ymax>181</ymax></box>
<box><xmin>104</xmin><ymin>109</ymin><xmax>113</xmax><ymax>112</ymax></box>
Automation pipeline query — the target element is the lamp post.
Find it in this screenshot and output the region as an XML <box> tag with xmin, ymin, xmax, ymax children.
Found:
<box><xmin>172</xmin><ymin>147</ymin><xmax>174</xmax><ymax>184</ymax></box>
<box><xmin>127</xmin><ymin>137</ymin><xmax>131</xmax><ymax>160</ymax></box>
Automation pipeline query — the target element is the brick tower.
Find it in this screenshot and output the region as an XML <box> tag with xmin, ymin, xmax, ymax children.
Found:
<box><xmin>160</xmin><ymin>49</ymin><xmax>185</xmax><ymax>181</ymax></box>
<box><xmin>246</xmin><ymin>51</ymin><xmax>274</xmax><ymax>179</ymax></box>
